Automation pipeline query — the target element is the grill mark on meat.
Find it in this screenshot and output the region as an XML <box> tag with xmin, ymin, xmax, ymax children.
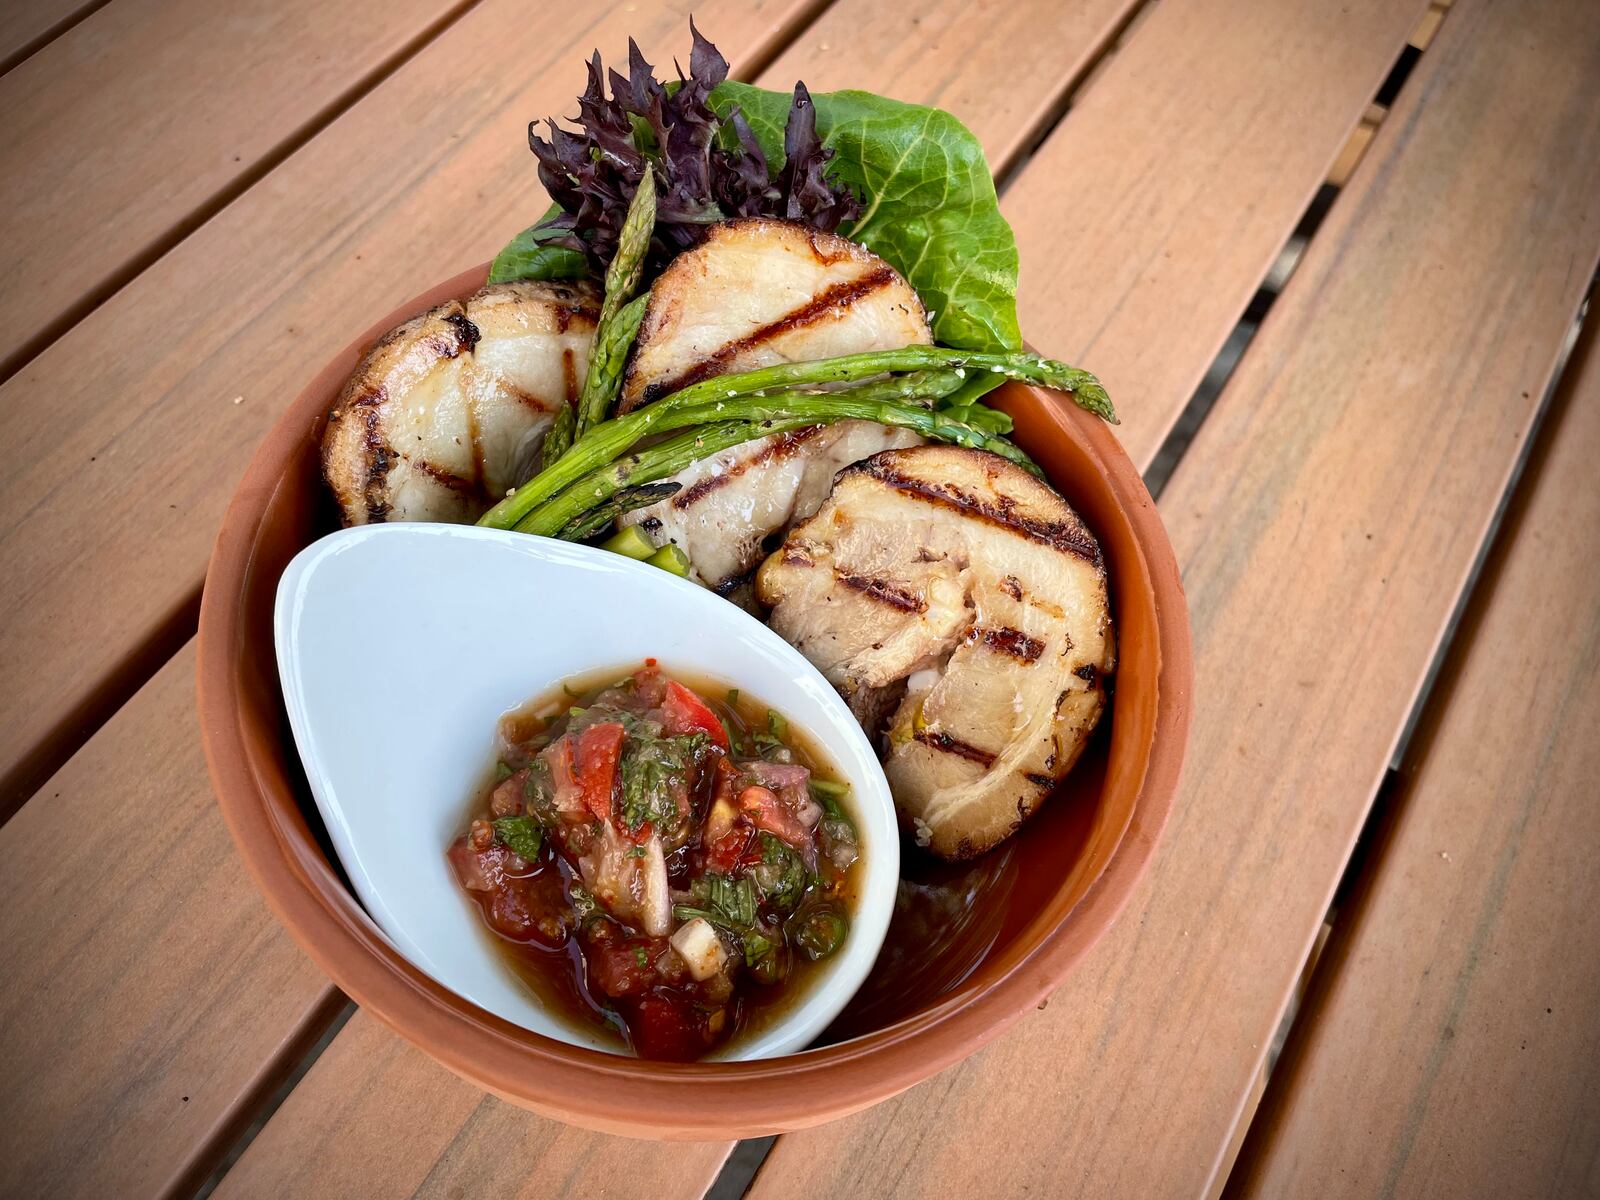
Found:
<box><xmin>506</xmin><ymin>384</ymin><xmax>553</xmax><ymax>413</ymax></box>
<box><xmin>713</xmin><ymin>563</ymin><xmax>760</xmax><ymax>597</ymax></box>
<box><xmin>361</xmin><ymin>402</ymin><xmax>392</xmax><ymax>522</ymax></box>
<box><xmin>464</xmin><ymin>390</ymin><xmax>485</xmax><ymax>498</ymax></box>
<box><xmin>913</xmin><ymin>728</ymin><xmax>996</xmax><ymax>767</ymax></box>
<box><xmin>638</xmin><ymin>267</ymin><xmax>899</xmax><ymax>404</ymax></box>
<box><xmin>780</xmin><ymin>546</ymin><xmax>815</xmax><ymax>568</ymax></box>
<box><xmin>836</xmin><ymin>571</ymin><xmax>926</xmax><ymax>613</ymax></box>
<box><xmin>968</xmin><ymin>625</ymin><xmax>1045</xmax><ymax>662</ymax></box>
<box><xmin>1000</xmin><ymin>575</ymin><xmax>1023</xmax><ymax>599</ymax></box>
<box><xmin>562</xmin><ymin>347</ymin><xmax>577</xmax><ymax>406</ymax></box>
<box><xmin>1024</xmin><ymin>772</ymin><xmax>1056</xmax><ymax>791</ymax></box>
<box><xmin>414</xmin><ymin>459</ymin><xmax>479</xmax><ymax>496</ymax></box>
<box><xmin>854</xmin><ymin>459</ymin><xmax>1100</xmax><ymax>562</ymax></box>
<box><xmin>670</xmin><ymin>426</ymin><xmax>827</xmax><ymax>510</ymax></box>
<box><xmin>1075</xmin><ymin>663</ymin><xmax>1098</xmax><ymax>685</ymax></box>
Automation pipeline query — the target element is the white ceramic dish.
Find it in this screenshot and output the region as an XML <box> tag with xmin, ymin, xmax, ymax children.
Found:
<box><xmin>273</xmin><ymin>522</ymin><xmax>898</xmax><ymax>1060</ymax></box>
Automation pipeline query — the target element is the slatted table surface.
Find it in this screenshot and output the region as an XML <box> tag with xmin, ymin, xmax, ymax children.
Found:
<box><xmin>1</xmin><ymin>0</ymin><xmax>1596</xmax><ymax>1196</ymax></box>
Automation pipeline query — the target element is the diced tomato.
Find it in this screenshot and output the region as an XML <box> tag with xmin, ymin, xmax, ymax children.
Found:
<box><xmin>629</xmin><ymin>994</ymin><xmax>709</xmax><ymax>1061</ymax></box>
<box><xmin>662</xmin><ymin>681</ymin><xmax>729</xmax><ymax>749</ymax></box>
<box><xmin>705</xmin><ymin>823</ymin><xmax>750</xmax><ymax>875</ymax></box>
<box><xmin>447</xmin><ymin>838</ymin><xmax>506</xmax><ymax>892</ymax></box>
<box><xmin>738</xmin><ymin>785</ymin><xmax>810</xmax><ymax>849</ymax></box>
<box><xmin>587</xmin><ymin>936</ymin><xmax>667</xmax><ymax>997</ymax></box>
<box><xmin>573</xmin><ymin>722</ymin><xmax>625</xmax><ymax>824</ymax></box>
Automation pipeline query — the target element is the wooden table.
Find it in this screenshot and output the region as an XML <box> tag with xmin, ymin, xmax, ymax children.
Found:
<box><xmin>2</xmin><ymin>0</ymin><xmax>1597</xmax><ymax>1195</ymax></box>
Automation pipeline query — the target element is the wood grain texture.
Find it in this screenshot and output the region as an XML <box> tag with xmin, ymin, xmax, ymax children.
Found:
<box><xmin>0</xmin><ymin>0</ymin><xmax>815</xmax><ymax>811</ymax></box>
<box><xmin>761</xmin><ymin>0</ymin><xmax>1137</xmax><ymax>171</ymax></box>
<box><xmin>0</xmin><ymin>0</ymin><xmax>470</xmax><ymax>374</ymax></box>
<box><xmin>0</xmin><ymin>0</ymin><xmax>100</xmax><ymax>72</ymax></box>
<box><xmin>1231</xmin><ymin>322</ymin><xmax>1600</xmax><ymax>1199</ymax></box>
<box><xmin>212</xmin><ymin>1010</ymin><xmax>732</xmax><ymax>1199</ymax></box>
<box><xmin>747</xmin><ymin>0</ymin><xmax>1600</xmax><ymax>1195</ymax></box>
<box><xmin>1003</xmin><ymin>0</ymin><xmax>1430</xmax><ymax>466</ymax></box>
<box><xmin>0</xmin><ymin>644</ymin><xmax>340</xmax><ymax>1200</ymax></box>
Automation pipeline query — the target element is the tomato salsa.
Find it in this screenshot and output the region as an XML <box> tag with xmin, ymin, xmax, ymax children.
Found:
<box><xmin>447</xmin><ymin>662</ymin><xmax>860</xmax><ymax>1060</ymax></box>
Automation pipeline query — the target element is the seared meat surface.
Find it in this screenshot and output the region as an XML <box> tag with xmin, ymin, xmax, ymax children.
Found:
<box><xmin>623</xmin><ymin>420</ymin><xmax>923</xmax><ymax>591</ymax></box>
<box><xmin>757</xmin><ymin>445</ymin><xmax>1115</xmax><ymax>860</ymax></box>
<box><xmin>617</xmin><ymin>218</ymin><xmax>933</xmax><ymax>588</ymax></box>
<box><xmin>323</xmin><ymin>280</ymin><xmax>598</xmax><ymax>525</ymax></box>
<box><xmin>620</xmin><ymin>218</ymin><xmax>929</xmax><ymax>411</ymax></box>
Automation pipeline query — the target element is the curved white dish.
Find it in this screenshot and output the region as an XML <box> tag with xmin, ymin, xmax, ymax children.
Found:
<box><xmin>274</xmin><ymin>522</ymin><xmax>897</xmax><ymax>1060</ymax></box>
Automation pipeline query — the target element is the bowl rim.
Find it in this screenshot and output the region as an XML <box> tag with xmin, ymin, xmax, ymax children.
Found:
<box><xmin>272</xmin><ymin>520</ymin><xmax>901</xmax><ymax>1061</ymax></box>
<box><xmin>197</xmin><ymin>263</ymin><xmax>1193</xmax><ymax>1138</ymax></box>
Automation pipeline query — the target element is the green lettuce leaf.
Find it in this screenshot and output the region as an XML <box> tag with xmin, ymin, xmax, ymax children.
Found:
<box><xmin>489</xmin><ymin>203</ymin><xmax>590</xmax><ymax>284</ymax></box>
<box><xmin>709</xmin><ymin>83</ymin><xmax>1021</xmax><ymax>356</ymax></box>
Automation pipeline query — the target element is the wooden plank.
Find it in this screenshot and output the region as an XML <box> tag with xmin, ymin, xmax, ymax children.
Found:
<box><xmin>0</xmin><ymin>0</ymin><xmax>99</xmax><ymax>74</ymax></box>
<box><xmin>0</xmin><ymin>644</ymin><xmax>340</xmax><ymax>1199</ymax></box>
<box><xmin>1002</xmin><ymin>0</ymin><xmax>1430</xmax><ymax>467</ymax></box>
<box><xmin>0</xmin><ymin>0</ymin><xmax>819</xmax><ymax>812</ymax></box>
<box><xmin>760</xmin><ymin>0</ymin><xmax>1136</xmax><ymax>171</ymax></box>
<box><xmin>211</xmin><ymin>1010</ymin><xmax>733</xmax><ymax>1199</ymax></box>
<box><xmin>746</xmin><ymin>0</ymin><xmax>1600</xmax><ymax>1195</ymax></box>
<box><xmin>1231</xmin><ymin>322</ymin><xmax>1600</xmax><ymax>1199</ymax></box>
<box><xmin>0</xmin><ymin>0</ymin><xmax>471</xmax><ymax>377</ymax></box>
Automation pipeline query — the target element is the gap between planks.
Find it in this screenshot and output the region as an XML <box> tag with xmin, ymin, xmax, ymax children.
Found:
<box><xmin>0</xmin><ymin>0</ymin><xmax>488</xmax><ymax>815</ymax></box>
<box><xmin>1208</xmin><ymin>279</ymin><xmax>1593</xmax><ymax>1200</ymax></box>
<box><xmin>0</xmin><ymin>0</ymin><xmax>486</xmax><ymax>389</ymax></box>
<box><xmin>1220</xmin><ymin>272</ymin><xmax>1600</xmax><ymax>1199</ymax></box>
<box><xmin>0</xmin><ymin>0</ymin><xmax>113</xmax><ymax>77</ymax></box>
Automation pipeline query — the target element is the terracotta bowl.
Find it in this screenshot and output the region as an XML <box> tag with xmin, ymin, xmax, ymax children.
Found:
<box><xmin>198</xmin><ymin>264</ymin><xmax>1193</xmax><ymax>1138</ymax></box>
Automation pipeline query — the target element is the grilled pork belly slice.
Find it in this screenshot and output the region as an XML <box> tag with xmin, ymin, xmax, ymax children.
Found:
<box><xmin>616</xmin><ymin>218</ymin><xmax>932</xmax><ymax>588</ymax></box>
<box><xmin>622</xmin><ymin>420</ymin><xmax>924</xmax><ymax>591</ymax></box>
<box><xmin>757</xmin><ymin>445</ymin><xmax>1114</xmax><ymax>860</ymax></box>
<box><xmin>619</xmin><ymin>218</ymin><xmax>931</xmax><ymax>411</ymax></box>
<box><xmin>322</xmin><ymin>280</ymin><xmax>598</xmax><ymax>525</ymax></box>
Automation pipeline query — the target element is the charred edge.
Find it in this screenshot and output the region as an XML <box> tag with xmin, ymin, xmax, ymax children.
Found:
<box><xmin>913</xmin><ymin>729</ymin><xmax>996</xmax><ymax>768</ymax></box>
<box><xmin>414</xmin><ymin>459</ymin><xmax>479</xmax><ymax>497</ymax></box>
<box><xmin>836</xmin><ymin>572</ymin><xmax>926</xmax><ymax>613</ymax></box>
<box><xmin>1000</xmin><ymin>575</ymin><xmax>1024</xmax><ymax>600</ymax></box>
<box><xmin>856</xmin><ymin>459</ymin><xmax>1100</xmax><ymax>561</ymax></box>
<box><xmin>1075</xmin><ymin>663</ymin><xmax>1098</xmax><ymax>685</ymax></box>
<box><xmin>671</xmin><ymin>426</ymin><xmax>827</xmax><ymax>510</ymax></box>
<box><xmin>1024</xmin><ymin>772</ymin><xmax>1057</xmax><ymax>791</ymax></box>
<box><xmin>639</xmin><ymin>267</ymin><xmax>899</xmax><ymax>404</ymax></box>
<box><xmin>361</xmin><ymin>405</ymin><xmax>392</xmax><ymax>522</ymax></box>
<box><xmin>441</xmin><ymin>311</ymin><xmax>480</xmax><ymax>354</ymax></box>
<box><xmin>970</xmin><ymin>625</ymin><xmax>1044</xmax><ymax>662</ymax></box>
<box><xmin>713</xmin><ymin>563</ymin><xmax>760</xmax><ymax>597</ymax></box>
<box><xmin>780</xmin><ymin>547</ymin><xmax>815</xmax><ymax>568</ymax></box>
